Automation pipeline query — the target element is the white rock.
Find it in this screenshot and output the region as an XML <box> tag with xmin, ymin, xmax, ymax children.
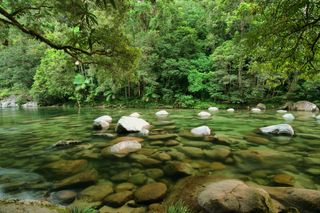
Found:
<box><xmin>155</xmin><ymin>110</ymin><xmax>169</xmax><ymax>117</ymax></box>
<box><xmin>110</xmin><ymin>141</ymin><xmax>141</xmax><ymax>157</ymax></box>
<box><xmin>260</xmin><ymin>124</ymin><xmax>294</xmax><ymax>136</ymax></box>
<box><xmin>191</xmin><ymin>126</ymin><xmax>211</xmax><ymax>136</ymax></box>
<box><xmin>208</xmin><ymin>107</ymin><xmax>219</xmax><ymax>112</ymax></box>
<box><xmin>22</xmin><ymin>101</ymin><xmax>38</xmax><ymax>108</ymax></box>
<box><xmin>129</xmin><ymin>112</ymin><xmax>141</xmax><ymax>118</ymax></box>
<box><xmin>277</xmin><ymin>110</ymin><xmax>287</xmax><ymax>113</ymax></box>
<box><xmin>315</xmin><ymin>115</ymin><xmax>320</xmax><ymax>120</ymax></box>
<box><xmin>116</xmin><ymin>116</ymin><xmax>150</xmax><ymax>134</ymax></box>
<box><xmin>283</xmin><ymin>113</ymin><xmax>295</xmax><ymax>121</ymax></box>
<box><xmin>198</xmin><ymin>111</ymin><xmax>211</xmax><ymax>118</ymax></box>
<box><xmin>251</xmin><ymin>108</ymin><xmax>261</xmax><ymax>113</ymax></box>
<box><xmin>93</xmin><ymin>115</ymin><xmax>112</xmax><ymax>130</ymax></box>
<box><xmin>227</xmin><ymin>108</ymin><xmax>235</xmax><ymax>112</ymax></box>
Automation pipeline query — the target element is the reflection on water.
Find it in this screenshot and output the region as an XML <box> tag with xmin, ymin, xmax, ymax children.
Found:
<box><xmin>0</xmin><ymin>107</ymin><xmax>319</xmax><ymax>201</ymax></box>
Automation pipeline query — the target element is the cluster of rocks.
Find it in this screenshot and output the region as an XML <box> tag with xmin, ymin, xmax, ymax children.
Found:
<box><xmin>0</xmin><ymin>95</ymin><xmax>37</xmax><ymax>108</ymax></box>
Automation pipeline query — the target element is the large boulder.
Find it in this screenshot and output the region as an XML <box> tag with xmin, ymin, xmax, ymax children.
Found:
<box><xmin>0</xmin><ymin>96</ymin><xmax>18</xmax><ymax>108</ymax></box>
<box><xmin>281</xmin><ymin>101</ymin><xmax>319</xmax><ymax>112</ymax></box>
<box><xmin>191</xmin><ymin>126</ymin><xmax>211</xmax><ymax>136</ymax></box>
<box><xmin>261</xmin><ymin>186</ymin><xmax>320</xmax><ymax>213</ymax></box>
<box><xmin>42</xmin><ymin>159</ymin><xmax>88</xmax><ymax>177</ymax></box>
<box><xmin>115</xmin><ymin>116</ymin><xmax>150</xmax><ymax>134</ymax></box>
<box><xmin>109</xmin><ymin>141</ymin><xmax>142</xmax><ymax>157</ymax></box>
<box><xmin>134</xmin><ymin>182</ymin><xmax>167</xmax><ymax>204</ymax></box>
<box><xmin>259</xmin><ymin>124</ymin><xmax>294</xmax><ymax>136</ymax></box>
<box><xmin>93</xmin><ymin>115</ymin><xmax>112</xmax><ymax>130</ymax></box>
<box><xmin>198</xmin><ymin>180</ymin><xmax>276</xmax><ymax>213</ymax></box>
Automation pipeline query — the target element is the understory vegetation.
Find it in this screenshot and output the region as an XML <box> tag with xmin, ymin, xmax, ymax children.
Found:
<box><xmin>0</xmin><ymin>0</ymin><xmax>319</xmax><ymax>107</ymax></box>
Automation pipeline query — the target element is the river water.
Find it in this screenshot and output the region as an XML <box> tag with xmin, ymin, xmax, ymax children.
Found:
<box><xmin>0</xmin><ymin>107</ymin><xmax>319</xmax><ymax>202</ymax></box>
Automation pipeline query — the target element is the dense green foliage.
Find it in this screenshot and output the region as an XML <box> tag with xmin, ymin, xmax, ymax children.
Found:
<box><xmin>0</xmin><ymin>0</ymin><xmax>319</xmax><ymax>107</ymax></box>
<box><xmin>167</xmin><ymin>200</ymin><xmax>193</xmax><ymax>213</ymax></box>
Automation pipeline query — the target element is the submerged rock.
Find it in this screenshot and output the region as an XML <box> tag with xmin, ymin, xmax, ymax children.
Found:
<box><xmin>191</xmin><ymin>126</ymin><xmax>211</xmax><ymax>136</ymax></box>
<box><xmin>134</xmin><ymin>182</ymin><xmax>167</xmax><ymax>204</ymax></box>
<box><xmin>277</xmin><ymin>110</ymin><xmax>287</xmax><ymax>113</ymax></box>
<box><xmin>129</xmin><ymin>154</ymin><xmax>161</xmax><ymax>166</ymax></box>
<box><xmin>155</xmin><ymin>110</ymin><xmax>169</xmax><ymax>117</ymax></box>
<box><xmin>0</xmin><ymin>199</ymin><xmax>66</xmax><ymax>213</ymax></box>
<box><xmin>93</xmin><ymin>115</ymin><xmax>112</xmax><ymax>130</ymax></box>
<box><xmin>203</xmin><ymin>146</ymin><xmax>231</xmax><ymax>160</ymax></box>
<box><xmin>104</xmin><ymin>191</ymin><xmax>133</xmax><ymax>207</ymax></box>
<box><xmin>116</xmin><ymin>116</ymin><xmax>150</xmax><ymax>134</ymax></box>
<box><xmin>109</xmin><ymin>141</ymin><xmax>142</xmax><ymax>157</ymax></box>
<box><xmin>53</xmin><ymin>140</ymin><xmax>82</xmax><ymax>147</ymax></box>
<box><xmin>49</xmin><ymin>190</ymin><xmax>77</xmax><ymax>205</ymax></box>
<box><xmin>54</xmin><ymin>169</ymin><xmax>98</xmax><ymax>189</ymax></box>
<box><xmin>147</xmin><ymin>134</ymin><xmax>177</xmax><ymax>141</ymax></box>
<box><xmin>283</xmin><ymin>113</ymin><xmax>295</xmax><ymax>121</ymax></box>
<box><xmin>178</xmin><ymin>146</ymin><xmax>203</xmax><ymax>158</ymax></box>
<box><xmin>198</xmin><ymin>111</ymin><xmax>211</xmax><ymax>118</ymax></box>
<box><xmin>208</xmin><ymin>107</ymin><xmax>219</xmax><ymax>112</ymax></box>
<box><xmin>198</xmin><ymin>179</ymin><xmax>275</xmax><ymax>213</ymax></box>
<box><xmin>43</xmin><ymin>159</ymin><xmax>88</xmax><ymax>176</ymax></box>
<box><xmin>273</xmin><ymin>173</ymin><xmax>295</xmax><ymax>186</ymax></box>
<box><xmin>259</xmin><ymin>124</ymin><xmax>294</xmax><ymax>136</ymax></box>
<box><xmin>79</xmin><ymin>181</ymin><xmax>114</xmax><ymax>202</ymax></box>
<box><xmin>164</xmin><ymin>161</ymin><xmax>194</xmax><ymax>177</ymax></box>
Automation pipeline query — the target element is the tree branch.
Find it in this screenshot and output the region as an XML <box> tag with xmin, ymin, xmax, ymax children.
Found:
<box><xmin>0</xmin><ymin>5</ymin><xmax>113</xmax><ymax>61</ymax></box>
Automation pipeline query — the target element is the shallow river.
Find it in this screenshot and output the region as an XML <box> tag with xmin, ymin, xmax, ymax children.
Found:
<box><xmin>0</xmin><ymin>107</ymin><xmax>319</xmax><ymax>202</ymax></box>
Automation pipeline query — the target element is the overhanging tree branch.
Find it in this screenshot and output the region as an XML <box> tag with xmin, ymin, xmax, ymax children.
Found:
<box><xmin>0</xmin><ymin>5</ymin><xmax>113</xmax><ymax>61</ymax></box>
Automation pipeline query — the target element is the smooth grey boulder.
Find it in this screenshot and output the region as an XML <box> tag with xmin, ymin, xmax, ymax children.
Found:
<box><xmin>259</xmin><ymin>124</ymin><xmax>294</xmax><ymax>136</ymax></box>
<box><xmin>198</xmin><ymin>111</ymin><xmax>211</xmax><ymax>118</ymax></box>
<box><xmin>155</xmin><ymin>110</ymin><xmax>169</xmax><ymax>117</ymax></box>
<box><xmin>208</xmin><ymin>107</ymin><xmax>219</xmax><ymax>112</ymax></box>
<box><xmin>282</xmin><ymin>113</ymin><xmax>295</xmax><ymax>121</ymax></box>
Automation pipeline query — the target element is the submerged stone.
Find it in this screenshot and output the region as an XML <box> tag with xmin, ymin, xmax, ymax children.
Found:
<box><xmin>54</xmin><ymin>169</ymin><xmax>98</xmax><ymax>189</ymax></box>
<box><xmin>79</xmin><ymin>181</ymin><xmax>114</xmax><ymax>202</ymax></box>
<box><xmin>43</xmin><ymin>159</ymin><xmax>88</xmax><ymax>177</ymax></box>
<box><xmin>104</xmin><ymin>191</ymin><xmax>133</xmax><ymax>207</ymax></box>
<box><xmin>109</xmin><ymin>141</ymin><xmax>142</xmax><ymax>157</ymax></box>
<box><xmin>273</xmin><ymin>173</ymin><xmax>295</xmax><ymax>186</ymax></box>
<box><xmin>164</xmin><ymin>161</ymin><xmax>194</xmax><ymax>177</ymax></box>
<box><xmin>134</xmin><ymin>182</ymin><xmax>167</xmax><ymax>204</ymax></box>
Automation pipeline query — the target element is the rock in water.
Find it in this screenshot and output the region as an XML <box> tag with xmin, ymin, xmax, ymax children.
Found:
<box><xmin>129</xmin><ymin>112</ymin><xmax>141</xmax><ymax>118</ymax></box>
<box><xmin>115</xmin><ymin>116</ymin><xmax>150</xmax><ymax>134</ymax></box>
<box><xmin>110</xmin><ymin>141</ymin><xmax>142</xmax><ymax>157</ymax></box>
<box><xmin>208</xmin><ymin>107</ymin><xmax>219</xmax><ymax>112</ymax></box>
<box><xmin>93</xmin><ymin>115</ymin><xmax>112</xmax><ymax>130</ymax></box>
<box><xmin>134</xmin><ymin>182</ymin><xmax>167</xmax><ymax>204</ymax></box>
<box><xmin>198</xmin><ymin>111</ymin><xmax>211</xmax><ymax>118</ymax></box>
<box><xmin>282</xmin><ymin>113</ymin><xmax>295</xmax><ymax>121</ymax></box>
<box><xmin>155</xmin><ymin>110</ymin><xmax>169</xmax><ymax>117</ymax></box>
<box><xmin>227</xmin><ymin>108</ymin><xmax>235</xmax><ymax>112</ymax></box>
<box><xmin>281</xmin><ymin>101</ymin><xmax>319</xmax><ymax>112</ymax></box>
<box><xmin>197</xmin><ymin>179</ymin><xmax>275</xmax><ymax>213</ymax></box>
<box><xmin>315</xmin><ymin>115</ymin><xmax>320</xmax><ymax>120</ymax></box>
<box><xmin>256</xmin><ymin>103</ymin><xmax>266</xmax><ymax>110</ymax></box>
<box><xmin>277</xmin><ymin>110</ymin><xmax>287</xmax><ymax>113</ymax></box>
<box><xmin>191</xmin><ymin>126</ymin><xmax>211</xmax><ymax>136</ymax></box>
<box><xmin>22</xmin><ymin>101</ymin><xmax>38</xmax><ymax>108</ymax></box>
<box><xmin>259</xmin><ymin>124</ymin><xmax>294</xmax><ymax>136</ymax></box>
<box><xmin>251</xmin><ymin>108</ymin><xmax>261</xmax><ymax>113</ymax></box>
<box><xmin>49</xmin><ymin>190</ymin><xmax>77</xmax><ymax>205</ymax></box>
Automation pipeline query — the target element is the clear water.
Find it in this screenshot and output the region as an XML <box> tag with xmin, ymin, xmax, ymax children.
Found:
<box><xmin>0</xmin><ymin>107</ymin><xmax>319</xmax><ymax>201</ymax></box>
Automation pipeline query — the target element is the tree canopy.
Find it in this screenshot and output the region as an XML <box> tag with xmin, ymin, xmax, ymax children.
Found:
<box><xmin>0</xmin><ymin>0</ymin><xmax>319</xmax><ymax>107</ymax></box>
